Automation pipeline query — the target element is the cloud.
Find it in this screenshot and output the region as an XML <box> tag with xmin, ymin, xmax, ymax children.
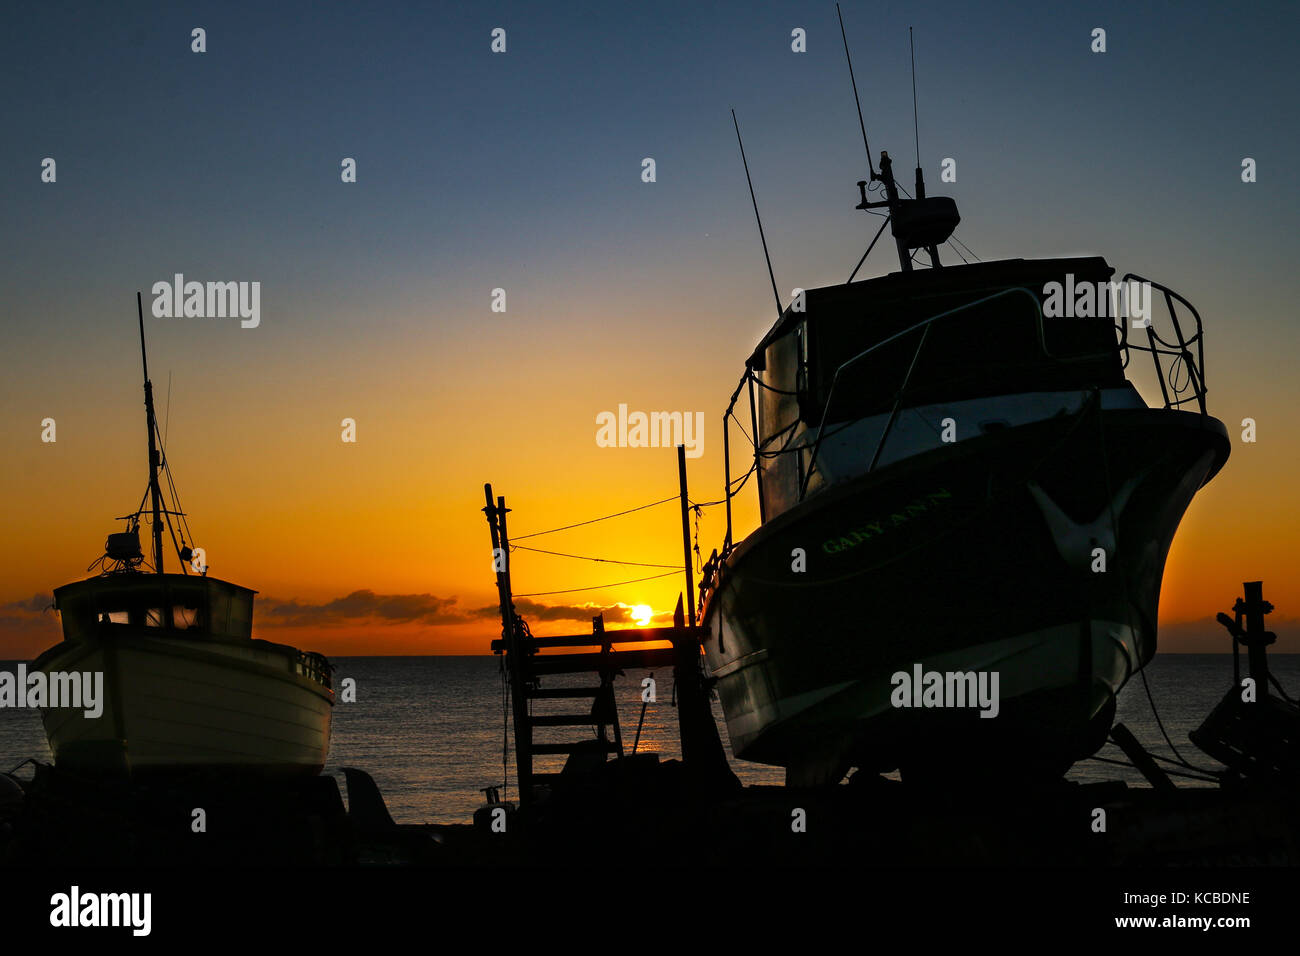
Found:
<box><xmin>256</xmin><ymin>590</ymin><xmax>669</xmax><ymax>630</ymax></box>
<box><xmin>471</xmin><ymin>598</ymin><xmax>671</xmax><ymax>625</ymax></box>
<box><xmin>0</xmin><ymin>594</ymin><xmax>58</xmax><ymax>631</ymax></box>
<box><xmin>259</xmin><ymin>590</ymin><xmax>467</xmax><ymax>628</ymax></box>
<box><xmin>0</xmin><ymin>587</ymin><xmax>673</xmax><ymax>636</ymax></box>
<box><xmin>2</xmin><ymin>594</ymin><xmax>54</xmax><ymax>615</ymax></box>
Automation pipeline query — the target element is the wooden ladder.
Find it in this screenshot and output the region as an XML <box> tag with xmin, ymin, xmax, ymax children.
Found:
<box><xmin>483</xmin><ymin>485</ymin><xmax>683</xmax><ymax>805</ymax></box>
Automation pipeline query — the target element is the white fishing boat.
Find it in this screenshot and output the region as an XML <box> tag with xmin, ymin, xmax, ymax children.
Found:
<box><xmin>31</xmin><ymin>294</ymin><xmax>334</xmax><ymax>776</ymax></box>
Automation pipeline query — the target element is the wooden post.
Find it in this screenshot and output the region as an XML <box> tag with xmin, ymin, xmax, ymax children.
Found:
<box><xmin>722</xmin><ymin>410</ymin><xmax>733</xmax><ymax>549</ymax></box>
<box><xmin>677</xmin><ymin>444</ymin><xmax>696</xmax><ymax>627</ymax></box>
<box><xmin>1238</xmin><ymin>581</ymin><xmax>1275</xmax><ymax>699</ymax></box>
<box><xmin>747</xmin><ymin>372</ymin><xmax>766</xmax><ymax>522</ymax></box>
<box><xmin>483</xmin><ymin>485</ymin><xmax>532</xmax><ymax>805</ymax></box>
<box><xmin>675</xmin><ymin>442</ymin><xmax>738</xmax><ymax>792</ymax></box>
<box><xmin>670</xmin><ymin>595</ymin><xmax>738</xmax><ymax>792</ymax></box>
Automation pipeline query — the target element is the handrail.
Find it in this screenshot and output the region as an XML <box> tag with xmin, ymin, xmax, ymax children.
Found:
<box><xmin>722</xmin><ymin>366</ymin><xmax>754</xmax><ymax>554</ymax></box>
<box><xmin>296</xmin><ymin>650</ymin><xmax>333</xmax><ymax>690</ymax></box>
<box><xmin>799</xmin><ymin>286</ymin><xmax>1045</xmax><ymax>498</ymax></box>
<box><xmin>1121</xmin><ymin>272</ymin><xmax>1207</xmax><ymax>417</ymax></box>
<box><xmin>716</xmin><ymin>272</ymin><xmax>1210</xmax><ymax>558</ymax></box>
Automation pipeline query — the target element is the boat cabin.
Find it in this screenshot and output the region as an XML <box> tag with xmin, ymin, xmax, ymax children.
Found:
<box><xmin>747</xmin><ymin>257</ymin><xmax>1131</xmax><ymax>519</ymax></box>
<box><xmin>54</xmin><ymin>573</ymin><xmax>256</xmax><ymax>642</ymax></box>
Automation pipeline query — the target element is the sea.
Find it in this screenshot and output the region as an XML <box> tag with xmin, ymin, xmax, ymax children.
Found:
<box><xmin>2</xmin><ymin>654</ymin><xmax>1296</xmax><ymax>824</ymax></box>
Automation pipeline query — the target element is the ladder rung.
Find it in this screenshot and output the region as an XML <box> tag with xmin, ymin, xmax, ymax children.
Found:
<box><xmin>529</xmin><ymin>648</ymin><xmax>678</xmax><ymax>674</ymax></box>
<box><xmin>491</xmin><ymin>626</ymin><xmax>702</xmax><ymax>653</ymax></box>
<box><xmin>531</xmin><ymin>740</ymin><xmax>620</xmax><ymax>755</ymax></box>
<box><xmin>527</xmin><ymin>686</ymin><xmax>603</xmax><ymax>699</ymax></box>
<box><xmin>531</xmin><ymin>714</ymin><xmax>600</xmax><ymax>727</ymax></box>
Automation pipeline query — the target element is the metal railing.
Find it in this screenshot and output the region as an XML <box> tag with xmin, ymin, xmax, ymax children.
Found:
<box><xmin>718</xmin><ymin>274</ymin><xmax>1211</xmax><ymax>542</ymax></box>
<box><xmin>801</xmin><ymin>287</ymin><xmax>1045</xmax><ymax>497</ymax></box>
<box><xmin>1121</xmin><ymin>272</ymin><xmax>1208</xmax><ymax>417</ymax></box>
<box><xmin>296</xmin><ymin>650</ymin><xmax>333</xmax><ymax>690</ymax></box>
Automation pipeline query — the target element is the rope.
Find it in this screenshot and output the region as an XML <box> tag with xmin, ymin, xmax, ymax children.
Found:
<box><xmin>509</xmin><ymin>544</ymin><xmax>678</xmax><ymax>569</ymax></box>
<box><xmin>692</xmin><ymin>458</ymin><xmax>759</xmax><ymax>509</ymax></box>
<box><xmin>728</xmin><ymin>407</ymin><xmax>754</xmax><ymax>447</ymax></box>
<box><xmin>750</xmin><ymin>376</ymin><xmax>800</xmax><ymax>396</ymax></box>
<box><xmin>511</xmin><ymin>494</ymin><xmax>679</xmax><ymax>540</ymax></box>
<box><xmin>1093</xmin><ymin>394</ymin><xmax>1222</xmax><ymax>777</ymax></box>
<box><xmin>693</xmin><ymin>503</ymin><xmax>702</xmax><ymax>573</ymax></box>
<box><xmin>513</xmin><ymin>569</ymin><xmax>680</xmax><ymax>598</ymax></box>
<box><xmin>1085</xmin><ymin>752</ymin><xmax>1220</xmax><ymax>784</ymax></box>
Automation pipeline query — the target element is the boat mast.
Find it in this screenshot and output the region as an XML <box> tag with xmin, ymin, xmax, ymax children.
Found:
<box><xmin>909</xmin><ymin>26</ymin><xmax>941</xmax><ymax>268</ymax></box>
<box><xmin>837</xmin><ymin>3</ymin><xmax>912</xmax><ymax>273</ymax></box>
<box><xmin>136</xmin><ymin>291</ymin><xmax>165</xmax><ymax>574</ymax></box>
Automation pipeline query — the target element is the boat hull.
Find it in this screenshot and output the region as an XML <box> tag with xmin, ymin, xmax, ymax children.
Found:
<box><xmin>701</xmin><ymin>406</ymin><xmax>1229</xmax><ymax>784</ymax></box>
<box><xmin>32</xmin><ymin>634</ymin><xmax>333</xmax><ymax>777</ymax></box>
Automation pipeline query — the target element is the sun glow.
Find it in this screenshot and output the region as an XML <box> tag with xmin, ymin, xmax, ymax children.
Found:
<box><xmin>630</xmin><ymin>604</ymin><xmax>653</xmax><ymax>626</ymax></box>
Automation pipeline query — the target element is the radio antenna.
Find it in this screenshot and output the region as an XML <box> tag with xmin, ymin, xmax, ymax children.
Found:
<box><xmin>837</xmin><ymin>3</ymin><xmax>877</xmax><ymax>180</ymax></box>
<box><xmin>910</xmin><ymin>26</ymin><xmax>920</xmax><ymax>169</ymax></box>
<box><xmin>731</xmin><ymin>109</ymin><xmax>783</xmax><ymax>319</ymax></box>
<box><xmin>908</xmin><ymin>27</ymin><xmax>941</xmax><ymax>267</ymax></box>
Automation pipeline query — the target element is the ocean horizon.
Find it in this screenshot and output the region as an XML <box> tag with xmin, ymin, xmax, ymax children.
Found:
<box><xmin>4</xmin><ymin>653</ymin><xmax>1297</xmax><ymax>824</ymax></box>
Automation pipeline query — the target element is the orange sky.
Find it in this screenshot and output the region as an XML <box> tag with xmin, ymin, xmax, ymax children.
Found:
<box><xmin>3</xmin><ymin>4</ymin><xmax>1298</xmax><ymax>659</ymax></box>
<box><xmin>1</xmin><ymin>309</ymin><xmax>1296</xmax><ymax>660</ymax></box>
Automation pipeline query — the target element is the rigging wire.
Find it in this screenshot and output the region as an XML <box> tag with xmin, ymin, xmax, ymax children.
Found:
<box><xmin>509</xmin><ymin>544</ymin><xmax>679</xmax><ymax>569</ymax></box>
<box><xmin>895</xmin><ymin>181</ymin><xmax>981</xmax><ymax>262</ymax></box>
<box><xmin>749</xmin><ymin>375</ymin><xmax>800</xmax><ymax>396</ymax></box>
<box><xmin>951</xmin><ymin>234</ymin><xmax>981</xmax><ymax>262</ymax></box>
<box><xmin>513</xmin><ymin>569</ymin><xmax>681</xmax><ymax>598</ymax></box>
<box><xmin>1094</xmin><ymin>395</ymin><xmax>1222</xmax><ymax>776</ymax></box>
<box><xmin>511</xmin><ymin>494</ymin><xmax>679</xmax><ymax>541</ymax></box>
<box><xmin>691</xmin><ymin>459</ymin><xmax>758</xmax><ymax>509</ymax></box>
<box><xmin>728</xmin><ymin>407</ymin><xmax>755</xmax><ymax>447</ymax></box>
<box><xmin>944</xmin><ymin>239</ymin><xmax>971</xmax><ymax>265</ymax></box>
<box><xmin>163</xmin><ymin>371</ymin><xmax>172</xmax><ymax>448</ymax></box>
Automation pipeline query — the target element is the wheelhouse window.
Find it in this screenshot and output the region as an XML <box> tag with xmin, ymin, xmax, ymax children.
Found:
<box><xmin>805</xmin><ymin>287</ymin><xmax>1122</xmax><ymax>425</ymax></box>
<box><xmin>171</xmin><ymin>604</ymin><xmax>201</xmax><ymax>630</ymax></box>
<box><xmin>55</xmin><ymin>576</ymin><xmax>253</xmax><ymax>641</ymax></box>
<box><xmin>756</xmin><ymin>322</ymin><xmax>808</xmax><ymax>518</ymax></box>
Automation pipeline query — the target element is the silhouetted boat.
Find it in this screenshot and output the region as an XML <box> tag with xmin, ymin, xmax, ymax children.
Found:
<box><xmin>31</xmin><ymin>295</ymin><xmax>334</xmax><ymax>776</ymax></box>
<box><xmin>701</xmin><ymin>55</ymin><xmax>1229</xmax><ymax>785</ymax></box>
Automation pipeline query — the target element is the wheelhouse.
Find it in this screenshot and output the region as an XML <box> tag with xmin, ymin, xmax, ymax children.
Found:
<box><xmin>718</xmin><ymin>256</ymin><xmax>1207</xmax><ymax>531</ymax></box>
<box><xmin>54</xmin><ymin>573</ymin><xmax>255</xmax><ymax>642</ymax></box>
